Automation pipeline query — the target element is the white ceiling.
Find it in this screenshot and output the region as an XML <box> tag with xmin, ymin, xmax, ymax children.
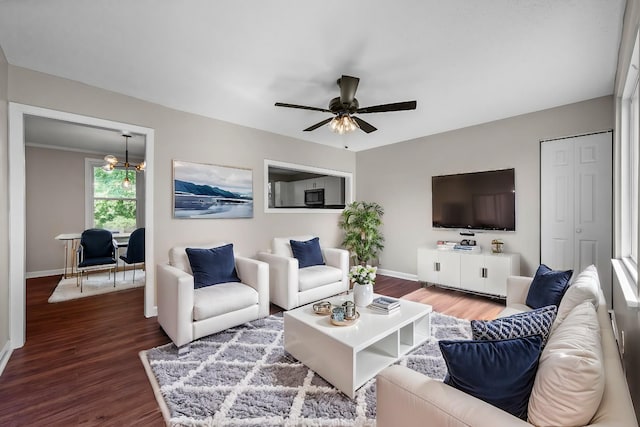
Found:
<box><xmin>24</xmin><ymin>116</ymin><xmax>146</xmax><ymax>157</ymax></box>
<box><xmin>0</xmin><ymin>1</ymin><xmax>626</xmax><ymax>152</ymax></box>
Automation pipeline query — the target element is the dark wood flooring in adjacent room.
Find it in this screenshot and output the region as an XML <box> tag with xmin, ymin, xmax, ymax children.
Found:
<box><xmin>0</xmin><ymin>274</ymin><xmax>504</xmax><ymax>426</ymax></box>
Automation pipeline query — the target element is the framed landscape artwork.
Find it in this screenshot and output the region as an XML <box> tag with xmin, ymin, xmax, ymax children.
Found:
<box><xmin>173</xmin><ymin>160</ymin><xmax>253</xmax><ymax>219</ymax></box>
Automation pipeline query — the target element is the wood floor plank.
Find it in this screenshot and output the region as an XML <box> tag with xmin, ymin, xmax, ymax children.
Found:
<box><xmin>0</xmin><ymin>274</ymin><xmax>503</xmax><ymax>425</ymax></box>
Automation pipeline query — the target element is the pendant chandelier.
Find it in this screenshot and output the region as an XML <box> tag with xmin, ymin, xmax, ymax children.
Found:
<box><xmin>103</xmin><ymin>133</ymin><xmax>146</xmax><ymax>188</ymax></box>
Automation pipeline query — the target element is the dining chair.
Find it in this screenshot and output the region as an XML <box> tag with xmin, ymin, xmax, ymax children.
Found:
<box><xmin>119</xmin><ymin>227</ymin><xmax>145</xmax><ymax>282</ymax></box>
<box><xmin>76</xmin><ymin>228</ymin><xmax>118</xmax><ymax>292</ymax></box>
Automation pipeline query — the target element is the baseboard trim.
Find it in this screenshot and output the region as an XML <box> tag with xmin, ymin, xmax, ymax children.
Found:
<box><xmin>377</xmin><ymin>269</ymin><xmax>418</xmax><ymax>282</ymax></box>
<box><xmin>0</xmin><ymin>340</ymin><xmax>12</xmax><ymax>376</ymax></box>
<box><xmin>146</xmin><ymin>305</ymin><xmax>158</xmax><ymax>318</ymax></box>
<box><xmin>26</xmin><ymin>269</ymin><xmax>64</xmax><ymax>279</ymax></box>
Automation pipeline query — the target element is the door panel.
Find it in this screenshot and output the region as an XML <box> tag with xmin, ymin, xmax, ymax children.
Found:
<box><xmin>573</xmin><ymin>133</ymin><xmax>612</xmax><ymax>299</ymax></box>
<box><xmin>460</xmin><ymin>254</ymin><xmax>484</xmax><ymax>293</ymax></box>
<box><xmin>551</xmin><ymin>238</ymin><xmax>572</xmax><ymax>270</ymax></box>
<box><xmin>578</xmin><ymin>239</ymin><xmax>598</xmax><ymax>272</ymax></box>
<box><xmin>541</xmin><ymin>132</ymin><xmax>612</xmax><ymax>301</ymax></box>
<box><xmin>541</xmin><ymin>140</ymin><xmax>574</xmax><ymax>271</ymax></box>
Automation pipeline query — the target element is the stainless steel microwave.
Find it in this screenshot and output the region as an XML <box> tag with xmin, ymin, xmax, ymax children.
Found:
<box><xmin>304</xmin><ymin>188</ymin><xmax>325</xmax><ymax>206</ymax></box>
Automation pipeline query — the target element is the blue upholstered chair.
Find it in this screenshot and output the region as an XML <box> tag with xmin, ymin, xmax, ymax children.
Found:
<box><xmin>119</xmin><ymin>227</ymin><xmax>145</xmax><ymax>282</ymax></box>
<box><xmin>76</xmin><ymin>228</ymin><xmax>117</xmax><ymax>292</ymax></box>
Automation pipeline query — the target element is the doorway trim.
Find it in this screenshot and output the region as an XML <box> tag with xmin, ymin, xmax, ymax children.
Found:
<box><xmin>9</xmin><ymin>102</ymin><xmax>156</xmax><ymax>349</ymax></box>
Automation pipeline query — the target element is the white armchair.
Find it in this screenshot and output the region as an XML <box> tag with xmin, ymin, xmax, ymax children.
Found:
<box><xmin>156</xmin><ymin>242</ymin><xmax>269</xmax><ymax>349</ymax></box>
<box><xmin>258</xmin><ymin>235</ymin><xmax>349</xmax><ymax>310</ymax></box>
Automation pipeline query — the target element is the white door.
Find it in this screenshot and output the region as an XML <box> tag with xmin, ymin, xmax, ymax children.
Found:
<box><xmin>541</xmin><ymin>132</ymin><xmax>612</xmax><ymax>301</ymax></box>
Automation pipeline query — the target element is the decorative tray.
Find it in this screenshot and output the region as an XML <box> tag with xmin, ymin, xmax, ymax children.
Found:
<box><xmin>330</xmin><ymin>311</ymin><xmax>360</xmax><ymax>326</ymax></box>
<box><xmin>313</xmin><ymin>302</ymin><xmax>333</xmax><ymax>316</ymax></box>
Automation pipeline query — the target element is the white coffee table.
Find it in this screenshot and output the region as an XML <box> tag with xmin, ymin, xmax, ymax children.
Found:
<box><xmin>284</xmin><ymin>293</ymin><xmax>432</xmax><ymax>398</ymax></box>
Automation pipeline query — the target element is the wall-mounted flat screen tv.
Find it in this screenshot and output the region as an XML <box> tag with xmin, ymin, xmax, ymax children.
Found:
<box><xmin>432</xmin><ymin>168</ymin><xmax>515</xmax><ymax>231</ymax></box>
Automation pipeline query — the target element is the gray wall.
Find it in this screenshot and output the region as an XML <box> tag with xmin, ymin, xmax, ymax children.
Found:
<box><xmin>8</xmin><ymin>66</ymin><xmax>356</xmax><ymax>279</ymax></box>
<box><xmin>614</xmin><ymin>0</ymin><xmax>640</xmax><ymax>420</ymax></box>
<box><xmin>0</xmin><ymin>45</ymin><xmax>9</xmax><ymax>357</ymax></box>
<box><xmin>24</xmin><ymin>146</ymin><xmax>143</xmax><ymax>274</ymax></box>
<box><xmin>356</xmin><ymin>96</ymin><xmax>613</xmax><ymax>278</ymax></box>
<box><xmin>25</xmin><ymin>147</ymin><xmax>86</xmax><ymax>274</ymax></box>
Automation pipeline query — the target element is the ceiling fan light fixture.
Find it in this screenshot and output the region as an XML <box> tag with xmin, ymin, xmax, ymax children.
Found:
<box><xmin>329</xmin><ymin>115</ymin><xmax>359</xmax><ymax>135</ymax></box>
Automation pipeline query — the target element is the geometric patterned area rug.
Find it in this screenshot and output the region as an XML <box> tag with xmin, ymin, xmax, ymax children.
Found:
<box><xmin>48</xmin><ymin>269</ymin><xmax>145</xmax><ymax>303</ymax></box>
<box><xmin>140</xmin><ymin>311</ymin><xmax>471</xmax><ymax>426</ymax></box>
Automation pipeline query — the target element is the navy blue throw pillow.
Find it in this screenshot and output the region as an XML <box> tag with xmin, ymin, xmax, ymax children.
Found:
<box><xmin>439</xmin><ymin>335</ymin><xmax>542</xmax><ymax>420</ymax></box>
<box><xmin>471</xmin><ymin>305</ymin><xmax>557</xmax><ymax>346</ymax></box>
<box><xmin>290</xmin><ymin>237</ymin><xmax>325</xmax><ymax>268</ymax></box>
<box><xmin>186</xmin><ymin>244</ymin><xmax>241</xmax><ymax>289</ymax></box>
<box><xmin>525</xmin><ymin>264</ymin><xmax>572</xmax><ymax>309</ymax></box>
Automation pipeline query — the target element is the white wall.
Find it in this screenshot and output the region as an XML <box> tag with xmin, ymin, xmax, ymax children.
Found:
<box><xmin>356</xmin><ymin>96</ymin><xmax>613</xmax><ymax>278</ymax></box>
<box><xmin>7</xmin><ymin>65</ymin><xmax>356</xmax><ymax>283</ymax></box>
<box><xmin>0</xmin><ymin>44</ymin><xmax>10</xmax><ymax>366</ymax></box>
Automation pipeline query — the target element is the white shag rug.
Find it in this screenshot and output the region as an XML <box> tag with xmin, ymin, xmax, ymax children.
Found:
<box><xmin>48</xmin><ymin>269</ymin><xmax>145</xmax><ymax>303</ymax></box>
<box><xmin>140</xmin><ymin>312</ymin><xmax>472</xmax><ymax>426</ymax></box>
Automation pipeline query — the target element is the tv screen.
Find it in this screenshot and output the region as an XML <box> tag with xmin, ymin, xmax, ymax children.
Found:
<box><xmin>432</xmin><ymin>168</ymin><xmax>515</xmax><ymax>231</ymax></box>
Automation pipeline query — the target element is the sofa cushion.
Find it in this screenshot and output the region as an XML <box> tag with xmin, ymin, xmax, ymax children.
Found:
<box><xmin>186</xmin><ymin>244</ymin><xmax>241</xmax><ymax>289</ymax></box>
<box><xmin>290</xmin><ymin>237</ymin><xmax>325</xmax><ymax>268</ymax></box>
<box><xmin>193</xmin><ymin>282</ymin><xmax>258</xmax><ymax>321</ymax></box>
<box><xmin>471</xmin><ymin>305</ymin><xmax>557</xmax><ymax>346</ymax></box>
<box><xmin>298</xmin><ymin>265</ymin><xmax>342</xmax><ymax>292</ymax></box>
<box><xmin>555</xmin><ymin>264</ymin><xmax>602</xmax><ymax>327</ymax></box>
<box><xmin>526</xmin><ymin>264</ymin><xmax>572</xmax><ymax>309</ymax></box>
<box><xmin>439</xmin><ymin>335</ymin><xmax>542</xmax><ymax>420</ymax></box>
<box><xmin>528</xmin><ymin>301</ymin><xmax>604</xmax><ymax>426</ymax></box>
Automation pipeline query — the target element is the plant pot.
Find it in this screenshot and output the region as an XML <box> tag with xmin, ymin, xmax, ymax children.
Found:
<box><xmin>353</xmin><ymin>283</ymin><xmax>374</xmax><ymax>307</ymax></box>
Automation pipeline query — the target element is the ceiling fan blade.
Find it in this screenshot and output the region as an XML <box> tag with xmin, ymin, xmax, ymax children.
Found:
<box><xmin>339</xmin><ymin>75</ymin><xmax>360</xmax><ymax>104</ymax></box>
<box><xmin>303</xmin><ymin>117</ymin><xmax>334</xmax><ymax>132</ymax></box>
<box><xmin>275</xmin><ymin>102</ymin><xmax>332</xmax><ymax>113</ymax></box>
<box><xmin>356</xmin><ymin>100</ymin><xmax>417</xmax><ymax>114</ymax></box>
<box><xmin>352</xmin><ymin>116</ymin><xmax>377</xmax><ymax>133</ymax></box>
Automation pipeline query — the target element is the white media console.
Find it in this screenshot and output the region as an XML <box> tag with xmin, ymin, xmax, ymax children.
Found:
<box><xmin>417</xmin><ymin>247</ymin><xmax>520</xmax><ymax>298</ymax></box>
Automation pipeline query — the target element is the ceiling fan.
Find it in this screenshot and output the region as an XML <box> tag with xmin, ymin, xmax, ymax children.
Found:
<box><xmin>275</xmin><ymin>75</ymin><xmax>417</xmax><ymax>134</ymax></box>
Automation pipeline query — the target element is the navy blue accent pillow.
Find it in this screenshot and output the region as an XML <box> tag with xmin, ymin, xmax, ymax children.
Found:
<box><xmin>290</xmin><ymin>237</ymin><xmax>325</xmax><ymax>268</ymax></box>
<box><xmin>439</xmin><ymin>335</ymin><xmax>543</xmax><ymax>420</ymax></box>
<box><xmin>471</xmin><ymin>305</ymin><xmax>557</xmax><ymax>346</ymax></box>
<box><xmin>526</xmin><ymin>264</ymin><xmax>572</xmax><ymax>309</ymax></box>
<box><xmin>186</xmin><ymin>244</ymin><xmax>241</xmax><ymax>289</ymax></box>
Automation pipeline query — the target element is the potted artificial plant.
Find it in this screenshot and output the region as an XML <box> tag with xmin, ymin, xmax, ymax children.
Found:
<box><xmin>339</xmin><ymin>201</ymin><xmax>384</xmax><ymax>306</ymax></box>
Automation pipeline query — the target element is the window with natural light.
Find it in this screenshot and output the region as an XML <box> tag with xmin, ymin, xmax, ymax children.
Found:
<box><xmin>86</xmin><ymin>160</ymin><xmax>138</xmax><ymax>232</ymax></box>
<box><xmin>631</xmin><ymin>81</ymin><xmax>639</xmax><ymax>265</ymax></box>
<box><xmin>620</xmin><ymin>30</ymin><xmax>640</xmax><ymax>292</ymax></box>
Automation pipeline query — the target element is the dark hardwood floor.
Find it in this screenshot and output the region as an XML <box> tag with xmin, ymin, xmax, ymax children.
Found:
<box><xmin>0</xmin><ymin>274</ymin><xmax>504</xmax><ymax>426</ymax></box>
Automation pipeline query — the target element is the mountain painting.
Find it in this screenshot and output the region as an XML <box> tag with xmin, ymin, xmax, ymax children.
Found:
<box><xmin>173</xmin><ymin>160</ymin><xmax>253</xmax><ymax>219</ymax></box>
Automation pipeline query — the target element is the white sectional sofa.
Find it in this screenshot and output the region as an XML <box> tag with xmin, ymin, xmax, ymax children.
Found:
<box><xmin>376</xmin><ymin>267</ymin><xmax>638</xmax><ymax>427</ymax></box>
